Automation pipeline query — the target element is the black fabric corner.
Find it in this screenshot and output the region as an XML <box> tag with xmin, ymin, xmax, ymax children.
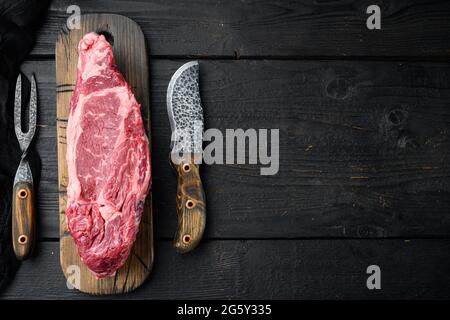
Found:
<box><xmin>0</xmin><ymin>0</ymin><xmax>50</xmax><ymax>291</ymax></box>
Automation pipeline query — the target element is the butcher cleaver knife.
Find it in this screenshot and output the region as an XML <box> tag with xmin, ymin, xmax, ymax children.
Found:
<box><xmin>167</xmin><ymin>61</ymin><xmax>206</xmax><ymax>253</ymax></box>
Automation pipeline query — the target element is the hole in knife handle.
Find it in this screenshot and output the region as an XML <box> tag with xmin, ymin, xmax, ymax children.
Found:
<box><xmin>186</xmin><ymin>200</ymin><xmax>196</xmax><ymax>209</ymax></box>
<box><xmin>183</xmin><ymin>234</ymin><xmax>191</xmax><ymax>244</ymax></box>
<box><xmin>182</xmin><ymin>164</ymin><xmax>191</xmax><ymax>173</ymax></box>
<box><xmin>18</xmin><ymin>189</ymin><xmax>28</xmax><ymax>199</ymax></box>
<box><xmin>18</xmin><ymin>235</ymin><xmax>28</xmax><ymax>245</ymax></box>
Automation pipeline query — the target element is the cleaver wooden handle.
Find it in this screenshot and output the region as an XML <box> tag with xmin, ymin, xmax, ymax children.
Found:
<box><xmin>12</xmin><ymin>181</ymin><xmax>35</xmax><ymax>260</ymax></box>
<box><xmin>173</xmin><ymin>159</ymin><xmax>206</xmax><ymax>253</ymax></box>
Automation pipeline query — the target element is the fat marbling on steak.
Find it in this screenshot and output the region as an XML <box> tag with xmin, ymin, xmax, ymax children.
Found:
<box><xmin>66</xmin><ymin>32</ymin><xmax>151</xmax><ymax>278</ymax></box>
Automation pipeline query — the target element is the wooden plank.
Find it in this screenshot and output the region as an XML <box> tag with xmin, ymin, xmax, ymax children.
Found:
<box><xmin>55</xmin><ymin>14</ymin><xmax>153</xmax><ymax>294</ymax></box>
<box><xmin>23</xmin><ymin>59</ymin><xmax>450</xmax><ymax>239</ymax></box>
<box><xmin>33</xmin><ymin>0</ymin><xmax>450</xmax><ymax>57</ymax></box>
<box><xmin>1</xmin><ymin>239</ymin><xmax>450</xmax><ymax>299</ymax></box>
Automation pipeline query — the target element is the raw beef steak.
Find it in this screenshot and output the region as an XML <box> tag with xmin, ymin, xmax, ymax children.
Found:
<box><xmin>66</xmin><ymin>32</ymin><xmax>151</xmax><ymax>278</ymax></box>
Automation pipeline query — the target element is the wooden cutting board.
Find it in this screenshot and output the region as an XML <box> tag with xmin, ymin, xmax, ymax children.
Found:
<box><xmin>55</xmin><ymin>14</ymin><xmax>153</xmax><ymax>294</ymax></box>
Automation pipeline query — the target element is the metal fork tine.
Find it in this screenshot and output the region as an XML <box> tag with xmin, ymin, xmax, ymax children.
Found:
<box><xmin>14</xmin><ymin>73</ymin><xmax>38</xmax><ymax>153</ymax></box>
<box><xmin>14</xmin><ymin>74</ymin><xmax>22</xmax><ymax>131</ymax></box>
<box><xmin>28</xmin><ymin>73</ymin><xmax>37</xmax><ymax>136</ymax></box>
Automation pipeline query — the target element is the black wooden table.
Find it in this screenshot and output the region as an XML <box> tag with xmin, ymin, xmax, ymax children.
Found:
<box><xmin>1</xmin><ymin>0</ymin><xmax>450</xmax><ymax>299</ymax></box>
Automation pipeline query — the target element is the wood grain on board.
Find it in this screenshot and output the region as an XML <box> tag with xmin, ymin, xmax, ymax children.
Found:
<box><xmin>55</xmin><ymin>14</ymin><xmax>153</xmax><ymax>294</ymax></box>
<box><xmin>26</xmin><ymin>59</ymin><xmax>450</xmax><ymax>240</ymax></box>
<box><xmin>33</xmin><ymin>0</ymin><xmax>450</xmax><ymax>57</ymax></box>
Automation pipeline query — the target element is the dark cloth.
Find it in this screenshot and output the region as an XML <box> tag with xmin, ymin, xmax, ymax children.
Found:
<box><xmin>0</xmin><ymin>0</ymin><xmax>49</xmax><ymax>291</ymax></box>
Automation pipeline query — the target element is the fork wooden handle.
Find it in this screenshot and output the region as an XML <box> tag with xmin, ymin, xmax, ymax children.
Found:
<box><xmin>12</xmin><ymin>182</ymin><xmax>35</xmax><ymax>260</ymax></box>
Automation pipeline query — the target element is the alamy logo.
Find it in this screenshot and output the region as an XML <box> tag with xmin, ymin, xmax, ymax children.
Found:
<box><xmin>366</xmin><ymin>265</ymin><xmax>381</xmax><ymax>290</ymax></box>
<box><xmin>170</xmin><ymin>122</ymin><xmax>279</xmax><ymax>176</ymax></box>
<box><xmin>366</xmin><ymin>5</ymin><xmax>381</xmax><ymax>30</ymax></box>
<box><xmin>66</xmin><ymin>265</ymin><xmax>81</xmax><ymax>289</ymax></box>
<box><xmin>66</xmin><ymin>5</ymin><xmax>81</xmax><ymax>30</ymax></box>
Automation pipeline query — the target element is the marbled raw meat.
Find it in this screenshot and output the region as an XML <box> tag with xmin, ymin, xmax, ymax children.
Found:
<box><xmin>66</xmin><ymin>32</ymin><xmax>151</xmax><ymax>278</ymax></box>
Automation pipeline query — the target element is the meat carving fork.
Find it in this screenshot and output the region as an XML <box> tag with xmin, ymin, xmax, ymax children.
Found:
<box><xmin>12</xmin><ymin>74</ymin><xmax>37</xmax><ymax>260</ymax></box>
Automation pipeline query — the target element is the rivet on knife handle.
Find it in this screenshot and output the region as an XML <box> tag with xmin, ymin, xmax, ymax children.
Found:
<box><xmin>173</xmin><ymin>159</ymin><xmax>206</xmax><ymax>253</ymax></box>
<box><xmin>12</xmin><ymin>181</ymin><xmax>35</xmax><ymax>260</ymax></box>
